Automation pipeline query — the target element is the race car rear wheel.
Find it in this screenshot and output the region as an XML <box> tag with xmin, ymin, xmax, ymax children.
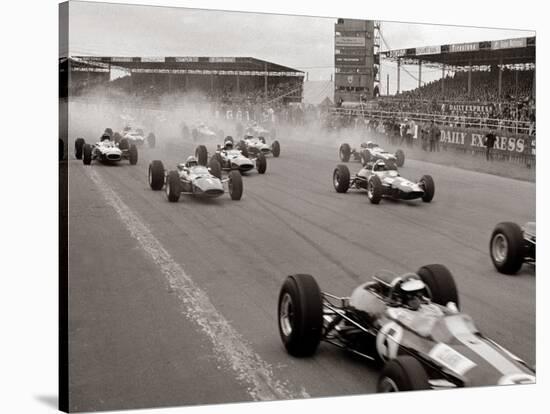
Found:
<box><xmin>490</xmin><ymin>222</ymin><xmax>524</xmax><ymax>274</ymax></box>
<box><xmin>195</xmin><ymin>145</ymin><xmax>208</xmax><ymax>166</ymax></box>
<box><xmin>147</xmin><ymin>132</ymin><xmax>156</xmax><ymax>148</ymax></box>
<box><xmin>339</xmin><ymin>143</ymin><xmax>351</xmax><ymax>162</ymax></box>
<box><xmin>82</xmin><ymin>143</ymin><xmax>92</xmax><ymax>165</ymax></box>
<box><xmin>74</xmin><ymin>138</ymin><xmax>85</xmax><ymax>160</ymax></box>
<box><xmin>333</xmin><ymin>164</ymin><xmax>350</xmax><ymax>193</ymax></box>
<box><xmin>417</xmin><ymin>264</ymin><xmax>459</xmax><ymax>309</ymax></box>
<box><xmin>360</xmin><ymin>150</ymin><xmax>371</xmax><ymax>166</ymax></box>
<box><xmin>256</xmin><ymin>153</ymin><xmax>267</xmax><ymax>174</ymax></box>
<box><xmin>208</xmin><ymin>158</ymin><xmax>222</xmax><ymax>179</ymax></box>
<box><xmin>129</xmin><ymin>144</ymin><xmax>138</xmax><ymax>165</ymax></box>
<box><xmin>228</xmin><ymin>170</ymin><xmax>243</xmax><ymax>200</ymax></box>
<box><xmin>113</xmin><ymin>132</ymin><xmax>121</xmax><ymax>144</ymax></box>
<box><xmin>119</xmin><ymin>138</ymin><xmax>129</xmax><ymax>151</ymax></box>
<box><xmin>377</xmin><ymin>356</ymin><xmax>430</xmax><ymax>392</ymax></box>
<box><xmin>239</xmin><ymin>140</ymin><xmax>249</xmax><ymax>158</ymax></box>
<box><xmin>395</xmin><ymin>149</ymin><xmax>405</xmax><ymax>167</ymax></box>
<box><xmin>272</xmin><ymin>140</ymin><xmax>281</xmax><ymax>157</ymax></box>
<box><xmin>148</xmin><ymin>160</ymin><xmax>165</xmax><ymax>190</ymax></box>
<box><xmin>367</xmin><ymin>175</ymin><xmax>383</xmax><ymax>204</ymax></box>
<box><xmin>419</xmin><ymin>175</ymin><xmax>435</xmax><ymax>202</ymax></box>
<box><xmin>278</xmin><ymin>274</ymin><xmax>323</xmax><ymax>357</ymax></box>
<box><xmin>165</xmin><ymin>170</ymin><xmax>181</xmax><ymax>202</ymax></box>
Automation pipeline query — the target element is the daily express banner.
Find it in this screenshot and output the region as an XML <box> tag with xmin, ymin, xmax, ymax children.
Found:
<box><xmin>438</xmin><ymin>127</ymin><xmax>535</xmax><ymax>155</ymax></box>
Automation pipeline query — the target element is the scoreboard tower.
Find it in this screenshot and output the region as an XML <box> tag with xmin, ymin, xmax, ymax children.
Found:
<box><xmin>334</xmin><ymin>18</ymin><xmax>376</xmax><ymax>104</ymax></box>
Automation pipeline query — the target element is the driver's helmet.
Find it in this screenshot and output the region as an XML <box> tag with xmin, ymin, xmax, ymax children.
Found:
<box><xmin>396</xmin><ymin>274</ymin><xmax>427</xmax><ymax>311</ymax></box>
<box><xmin>373</xmin><ymin>160</ymin><xmax>387</xmax><ymax>172</ymax></box>
<box><xmin>185</xmin><ymin>156</ymin><xmax>198</xmax><ymax>168</ymax></box>
<box><xmin>100</xmin><ymin>134</ymin><xmax>111</xmax><ymax>142</ymax></box>
<box><xmin>360</xmin><ymin>142</ymin><xmax>368</xmax><ymax>149</ymax></box>
<box><xmin>224</xmin><ymin>139</ymin><xmax>234</xmax><ymax>150</ymax></box>
<box><xmin>366</xmin><ymin>141</ymin><xmax>377</xmax><ymax>149</ymax></box>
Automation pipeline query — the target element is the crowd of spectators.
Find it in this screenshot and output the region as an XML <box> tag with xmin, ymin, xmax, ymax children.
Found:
<box><xmin>373</xmin><ymin>69</ymin><xmax>536</xmax><ymax>135</ymax></box>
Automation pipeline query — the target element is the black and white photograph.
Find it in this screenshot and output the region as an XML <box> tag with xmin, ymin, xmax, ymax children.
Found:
<box><xmin>3</xmin><ymin>1</ymin><xmax>547</xmax><ymax>414</ymax></box>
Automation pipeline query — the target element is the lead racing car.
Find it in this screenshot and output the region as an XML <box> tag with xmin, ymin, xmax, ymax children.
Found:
<box><xmin>148</xmin><ymin>156</ymin><xmax>243</xmax><ymax>202</ymax></box>
<box><xmin>195</xmin><ymin>138</ymin><xmax>267</xmax><ymax>175</ymax></box>
<box><xmin>278</xmin><ymin>265</ymin><xmax>535</xmax><ymax>392</ymax></box>
<box><xmin>74</xmin><ymin>134</ymin><xmax>138</xmax><ymax>165</ymax></box>
<box><xmin>490</xmin><ymin>221</ymin><xmax>536</xmax><ymax>275</ymax></box>
<box><xmin>339</xmin><ymin>141</ymin><xmax>405</xmax><ymax>168</ymax></box>
<box><xmin>333</xmin><ymin>159</ymin><xmax>434</xmax><ymax>204</ymax></box>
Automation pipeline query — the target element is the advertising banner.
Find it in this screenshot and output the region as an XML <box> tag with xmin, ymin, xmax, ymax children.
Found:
<box><xmin>449</xmin><ymin>42</ymin><xmax>479</xmax><ymax>53</ymax></box>
<box><xmin>335</xmin><ymin>56</ymin><xmax>366</xmax><ymax>65</ymax></box>
<box><xmin>335</xmin><ymin>36</ymin><xmax>366</xmax><ymax>47</ymax></box>
<box><xmin>416</xmin><ymin>45</ymin><xmax>441</xmax><ymax>55</ymax></box>
<box><xmin>438</xmin><ymin>127</ymin><xmax>535</xmax><ymax>155</ymax></box>
<box><xmin>388</xmin><ymin>49</ymin><xmax>406</xmax><ymax>58</ymax></box>
<box><xmin>491</xmin><ymin>38</ymin><xmax>527</xmax><ymax>50</ymax></box>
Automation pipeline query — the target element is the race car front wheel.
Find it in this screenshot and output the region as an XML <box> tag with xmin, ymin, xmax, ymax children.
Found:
<box><xmin>256</xmin><ymin>153</ymin><xmax>267</xmax><ymax>174</ymax></box>
<box><xmin>129</xmin><ymin>144</ymin><xmax>138</xmax><ymax>165</ymax></box>
<box><xmin>228</xmin><ymin>170</ymin><xmax>243</xmax><ymax>201</ymax></box>
<box><xmin>339</xmin><ymin>143</ymin><xmax>351</xmax><ymax>162</ymax></box>
<box><xmin>148</xmin><ymin>160</ymin><xmax>165</xmax><ymax>191</ymax></box>
<box><xmin>208</xmin><ymin>158</ymin><xmax>222</xmax><ymax>179</ymax></box>
<box><xmin>82</xmin><ymin>144</ymin><xmax>92</xmax><ymax>165</ymax></box>
<box><xmin>417</xmin><ymin>264</ymin><xmax>459</xmax><ymax>309</ymax></box>
<box><xmin>333</xmin><ymin>164</ymin><xmax>350</xmax><ymax>193</ymax></box>
<box><xmin>378</xmin><ymin>356</ymin><xmax>430</xmax><ymax>392</ymax></box>
<box><xmin>74</xmin><ymin>138</ymin><xmax>85</xmax><ymax>160</ymax></box>
<box><xmin>367</xmin><ymin>175</ymin><xmax>383</xmax><ymax>204</ymax></box>
<box><xmin>395</xmin><ymin>149</ymin><xmax>405</xmax><ymax>167</ymax></box>
<box><xmin>419</xmin><ymin>175</ymin><xmax>435</xmax><ymax>202</ymax></box>
<box><xmin>278</xmin><ymin>274</ymin><xmax>323</xmax><ymax>357</ymax></box>
<box><xmin>165</xmin><ymin>170</ymin><xmax>181</xmax><ymax>202</ymax></box>
<box><xmin>272</xmin><ymin>140</ymin><xmax>281</xmax><ymax>157</ymax></box>
<box><xmin>490</xmin><ymin>222</ymin><xmax>524</xmax><ymax>275</ymax></box>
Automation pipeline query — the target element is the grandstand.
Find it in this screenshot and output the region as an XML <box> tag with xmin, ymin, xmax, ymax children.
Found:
<box><xmin>62</xmin><ymin>56</ymin><xmax>305</xmax><ymax>106</ymax></box>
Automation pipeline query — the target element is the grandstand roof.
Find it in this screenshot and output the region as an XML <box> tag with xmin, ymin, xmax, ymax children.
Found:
<box><xmin>382</xmin><ymin>36</ymin><xmax>535</xmax><ymax>67</ymax></box>
<box><xmin>65</xmin><ymin>56</ymin><xmax>305</xmax><ymax>77</ymax></box>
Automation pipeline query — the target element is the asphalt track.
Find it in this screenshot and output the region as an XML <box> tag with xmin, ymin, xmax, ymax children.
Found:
<box><xmin>67</xmin><ymin>131</ymin><xmax>535</xmax><ymax>412</ymax></box>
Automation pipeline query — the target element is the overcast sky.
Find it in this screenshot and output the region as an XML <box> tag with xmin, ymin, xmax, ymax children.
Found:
<box><xmin>66</xmin><ymin>1</ymin><xmax>535</xmax><ymax>93</ymax></box>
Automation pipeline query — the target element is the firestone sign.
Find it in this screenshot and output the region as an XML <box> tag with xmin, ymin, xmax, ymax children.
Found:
<box><xmin>449</xmin><ymin>42</ymin><xmax>479</xmax><ymax>53</ymax></box>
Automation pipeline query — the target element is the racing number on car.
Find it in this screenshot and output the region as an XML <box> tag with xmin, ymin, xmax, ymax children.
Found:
<box><xmin>376</xmin><ymin>322</ymin><xmax>403</xmax><ymax>361</ymax></box>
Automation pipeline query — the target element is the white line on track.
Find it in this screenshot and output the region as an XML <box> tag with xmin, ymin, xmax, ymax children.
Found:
<box><xmin>84</xmin><ymin>167</ymin><xmax>309</xmax><ymax>401</ymax></box>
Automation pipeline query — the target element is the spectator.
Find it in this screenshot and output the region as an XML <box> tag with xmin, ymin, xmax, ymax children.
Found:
<box><xmin>484</xmin><ymin>130</ymin><xmax>497</xmax><ymax>161</ymax></box>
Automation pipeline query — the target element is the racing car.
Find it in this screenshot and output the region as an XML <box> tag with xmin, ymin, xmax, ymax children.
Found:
<box><xmin>75</xmin><ymin>134</ymin><xmax>138</xmax><ymax>165</ymax></box>
<box><xmin>490</xmin><ymin>221</ymin><xmax>536</xmax><ymax>275</ymax></box>
<box><xmin>189</xmin><ymin>123</ymin><xmax>224</xmax><ymax>142</ymax></box>
<box><xmin>236</xmin><ymin>134</ymin><xmax>281</xmax><ymax>158</ymax></box>
<box><xmin>333</xmin><ymin>159</ymin><xmax>434</xmax><ymax>204</ymax></box>
<box><xmin>339</xmin><ymin>141</ymin><xmax>405</xmax><ymax>167</ymax></box>
<box><xmin>278</xmin><ymin>265</ymin><xmax>535</xmax><ymax>392</ymax></box>
<box><xmin>120</xmin><ymin>125</ymin><xmax>156</xmax><ymax>148</ymax></box>
<box><xmin>148</xmin><ymin>156</ymin><xmax>243</xmax><ymax>202</ymax></box>
<box><xmin>195</xmin><ymin>137</ymin><xmax>267</xmax><ymax>175</ymax></box>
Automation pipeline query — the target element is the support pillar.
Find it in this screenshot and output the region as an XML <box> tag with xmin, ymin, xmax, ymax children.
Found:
<box><xmin>236</xmin><ymin>73</ymin><xmax>240</xmax><ymax>94</ymax></box>
<box><xmin>386</xmin><ymin>73</ymin><xmax>389</xmax><ymax>96</ymax></box>
<box><xmin>498</xmin><ymin>57</ymin><xmax>503</xmax><ymax>99</ymax></box>
<box><xmin>397</xmin><ymin>58</ymin><xmax>401</xmax><ymax>94</ymax></box>
<box><xmin>468</xmin><ymin>62</ymin><xmax>472</xmax><ymax>97</ymax></box>
<box><xmin>418</xmin><ymin>59</ymin><xmax>422</xmax><ymax>89</ymax></box>
<box><xmin>441</xmin><ymin>64</ymin><xmax>445</xmax><ymax>95</ymax></box>
<box><xmin>264</xmin><ymin>62</ymin><xmax>268</xmax><ymax>100</ymax></box>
